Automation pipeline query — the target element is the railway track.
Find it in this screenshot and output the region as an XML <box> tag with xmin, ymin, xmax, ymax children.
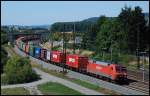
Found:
<box><xmin>128</xmin><ymin>74</ymin><xmax>149</xmax><ymax>84</ymax></box>
<box><xmin>14</xmin><ymin>46</ymin><xmax>148</xmax><ymax>95</ymax></box>
<box><xmin>124</xmin><ymin>81</ymin><xmax>149</xmax><ymax>95</ymax></box>
<box><xmin>127</xmin><ymin>70</ymin><xmax>149</xmax><ymax>81</ymax></box>
<box><xmin>123</xmin><ymin>73</ymin><xmax>149</xmax><ymax>95</ymax></box>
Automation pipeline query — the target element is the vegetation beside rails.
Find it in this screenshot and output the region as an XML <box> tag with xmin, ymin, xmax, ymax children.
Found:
<box><xmin>3</xmin><ymin>44</ymin><xmax>18</xmax><ymax>57</ymax></box>
<box><xmin>31</xmin><ymin>63</ymin><xmax>120</xmax><ymax>95</ymax></box>
<box><xmin>37</xmin><ymin>82</ymin><xmax>83</xmax><ymax>95</ymax></box>
<box><xmin>1</xmin><ymin>46</ymin><xmax>40</xmax><ymax>85</ymax></box>
<box><xmin>1</xmin><ymin>87</ymin><xmax>30</xmax><ymax>95</ymax></box>
<box><xmin>1</xmin><ymin>74</ymin><xmax>6</xmax><ymax>85</ymax></box>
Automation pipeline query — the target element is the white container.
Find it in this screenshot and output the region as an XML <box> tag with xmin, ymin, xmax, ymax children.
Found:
<box><xmin>46</xmin><ymin>51</ymin><xmax>51</xmax><ymax>60</ymax></box>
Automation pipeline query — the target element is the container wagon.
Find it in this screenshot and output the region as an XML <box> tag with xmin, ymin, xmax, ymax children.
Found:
<box><xmin>51</xmin><ymin>51</ymin><xmax>66</xmax><ymax>64</ymax></box>
<box><xmin>46</xmin><ymin>50</ymin><xmax>51</xmax><ymax>61</ymax></box>
<box><xmin>34</xmin><ymin>47</ymin><xmax>41</xmax><ymax>58</ymax></box>
<box><xmin>66</xmin><ymin>54</ymin><xmax>88</xmax><ymax>72</ymax></box>
<box><xmin>40</xmin><ymin>48</ymin><xmax>47</xmax><ymax>60</ymax></box>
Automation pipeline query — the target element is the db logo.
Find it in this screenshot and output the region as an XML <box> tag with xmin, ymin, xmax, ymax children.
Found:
<box><xmin>69</xmin><ymin>58</ymin><xmax>75</xmax><ymax>62</ymax></box>
<box><xmin>53</xmin><ymin>54</ymin><xmax>57</xmax><ymax>58</ymax></box>
<box><xmin>96</xmin><ymin>66</ymin><xmax>102</xmax><ymax>70</ymax></box>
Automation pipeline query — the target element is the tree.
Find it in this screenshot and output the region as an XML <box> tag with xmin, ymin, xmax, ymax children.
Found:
<box><xmin>4</xmin><ymin>56</ymin><xmax>39</xmax><ymax>84</ymax></box>
<box><xmin>95</xmin><ymin>17</ymin><xmax>125</xmax><ymax>62</ymax></box>
<box><xmin>81</xmin><ymin>16</ymin><xmax>108</xmax><ymax>50</ymax></box>
<box><xmin>96</xmin><ymin>18</ymin><xmax>111</xmax><ymax>54</ymax></box>
<box><xmin>1</xmin><ymin>30</ymin><xmax>9</xmax><ymax>74</ymax></box>
<box><xmin>1</xmin><ymin>47</ymin><xmax>8</xmax><ymax>74</ymax></box>
<box><xmin>118</xmin><ymin>6</ymin><xmax>147</xmax><ymax>53</ymax></box>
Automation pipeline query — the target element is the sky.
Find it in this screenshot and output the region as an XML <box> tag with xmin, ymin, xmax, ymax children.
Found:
<box><xmin>1</xmin><ymin>1</ymin><xmax>149</xmax><ymax>26</ymax></box>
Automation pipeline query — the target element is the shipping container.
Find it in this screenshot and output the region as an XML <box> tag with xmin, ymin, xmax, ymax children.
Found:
<box><xmin>16</xmin><ymin>40</ymin><xmax>18</xmax><ymax>47</ymax></box>
<box><xmin>16</xmin><ymin>38</ymin><xmax>20</xmax><ymax>47</ymax></box>
<box><xmin>19</xmin><ymin>41</ymin><xmax>24</xmax><ymax>50</ymax></box>
<box><xmin>46</xmin><ymin>51</ymin><xmax>51</xmax><ymax>60</ymax></box>
<box><xmin>25</xmin><ymin>44</ymin><xmax>29</xmax><ymax>54</ymax></box>
<box><xmin>51</xmin><ymin>51</ymin><xmax>66</xmax><ymax>63</ymax></box>
<box><xmin>28</xmin><ymin>41</ymin><xmax>33</xmax><ymax>45</ymax></box>
<box><xmin>29</xmin><ymin>45</ymin><xmax>34</xmax><ymax>56</ymax></box>
<box><xmin>23</xmin><ymin>44</ymin><xmax>26</xmax><ymax>52</ymax></box>
<box><xmin>66</xmin><ymin>54</ymin><xmax>88</xmax><ymax>71</ymax></box>
<box><xmin>28</xmin><ymin>40</ymin><xmax>39</xmax><ymax>46</ymax></box>
<box><xmin>18</xmin><ymin>41</ymin><xmax>21</xmax><ymax>49</ymax></box>
<box><xmin>40</xmin><ymin>49</ymin><xmax>47</xmax><ymax>59</ymax></box>
<box><xmin>34</xmin><ymin>47</ymin><xmax>41</xmax><ymax>58</ymax></box>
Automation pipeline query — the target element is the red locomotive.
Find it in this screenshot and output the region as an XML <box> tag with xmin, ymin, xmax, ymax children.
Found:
<box><xmin>87</xmin><ymin>61</ymin><xmax>127</xmax><ymax>81</ymax></box>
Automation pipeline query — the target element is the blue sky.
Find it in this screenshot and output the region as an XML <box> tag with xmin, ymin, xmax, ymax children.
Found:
<box><xmin>1</xmin><ymin>1</ymin><xmax>149</xmax><ymax>26</ymax></box>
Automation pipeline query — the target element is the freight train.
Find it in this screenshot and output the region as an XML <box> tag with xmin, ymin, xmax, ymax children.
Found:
<box><xmin>15</xmin><ymin>36</ymin><xmax>127</xmax><ymax>82</ymax></box>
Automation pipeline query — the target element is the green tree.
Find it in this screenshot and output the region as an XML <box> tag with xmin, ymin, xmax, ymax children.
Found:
<box><xmin>1</xmin><ymin>47</ymin><xmax>8</xmax><ymax>74</ymax></box>
<box><xmin>118</xmin><ymin>6</ymin><xmax>147</xmax><ymax>53</ymax></box>
<box><xmin>95</xmin><ymin>17</ymin><xmax>124</xmax><ymax>62</ymax></box>
<box><xmin>81</xmin><ymin>16</ymin><xmax>108</xmax><ymax>50</ymax></box>
<box><xmin>96</xmin><ymin>19</ymin><xmax>111</xmax><ymax>54</ymax></box>
<box><xmin>4</xmin><ymin>56</ymin><xmax>39</xmax><ymax>84</ymax></box>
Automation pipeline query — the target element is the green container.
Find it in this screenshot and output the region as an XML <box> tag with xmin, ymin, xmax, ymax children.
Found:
<box><xmin>20</xmin><ymin>41</ymin><xmax>24</xmax><ymax>51</ymax></box>
<box><xmin>18</xmin><ymin>41</ymin><xmax>22</xmax><ymax>49</ymax></box>
<box><xmin>29</xmin><ymin>45</ymin><xmax>34</xmax><ymax>56</ymax></box>
<box><xmin>28</xmin><ymin>41</ymin><xmax>33</xmax><ymax>45</ymax></box>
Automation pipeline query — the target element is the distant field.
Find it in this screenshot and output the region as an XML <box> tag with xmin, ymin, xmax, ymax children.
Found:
<box><xmin>1</xmin><ymin>87</ymin><xmax>30</xmax><ymax>95</ymax></box>
<box><xmin>37</xmin><ymin>82</ymin><xmax>83</xmax><ymax>95</ymax></box>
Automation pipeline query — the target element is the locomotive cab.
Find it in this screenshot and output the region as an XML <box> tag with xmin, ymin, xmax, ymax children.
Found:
<box><xmin>112</xmin><ymin>64</ymin><xmax>127</xmax><ymax>81</ymax></box>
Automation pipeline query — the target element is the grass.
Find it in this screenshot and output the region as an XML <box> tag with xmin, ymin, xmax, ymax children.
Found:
<box><xmin>31</xmin><ymin>63</ymin><xmax>120</xmax><ymax>95</ymax></box>
<box><xmin>37</xmin><ymin>82</ymin><xmax>83</xmax><ymax>95</ymax></box>
<box><xmin>67</xmin><ymin>78</ymin><xmax>120</xmax><ymax>95</ymax></box>
<box><xmin>1</xmin><ymin>74</ymin><xmax>7</xmax><ymax>85</ymax></box>
<box><xmin>1</xmin><ymin>87</ymin><xmax>30</xmax><ymax>95</ymax></box>
<box><xmin>3</xmin><ymin>45</ymin><xmax>18</xmax><ymax>57</ymax></box>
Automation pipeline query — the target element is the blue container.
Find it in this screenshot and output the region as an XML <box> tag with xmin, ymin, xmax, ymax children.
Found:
<box><xmin>34</xmin><ymin>47</ymin><xmax>41</xmax><ymax>58</ymax></box>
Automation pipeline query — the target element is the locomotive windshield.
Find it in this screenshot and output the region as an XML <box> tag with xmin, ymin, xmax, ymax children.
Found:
<box><xmin>116</xmin><ymin>66</ymin><xmax>126</xmax><ymax>72</ymax></box>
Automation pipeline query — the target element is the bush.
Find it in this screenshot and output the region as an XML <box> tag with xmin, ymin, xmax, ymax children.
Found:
<box><xmin>4</xmin><ymin>56</ymin><xmax>40</xmax><ymax>84</ymax></box>
<box><xmin>1</xmin><ymin>74</ymin><xmax>7</xmax><ymax>85</ymax></box>
<box><xmin>1</xmin><ymin>46</ymin><xmax>9</xmax><ymax>74</ymax></box>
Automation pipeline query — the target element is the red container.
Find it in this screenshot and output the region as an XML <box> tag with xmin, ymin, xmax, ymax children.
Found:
<box><xmin>25</xmin><ymin>44</ymin><xmax>29</xmax><ymax>53</ymax></box>
<box><xmin>66</xmin><ymin>54</ymin><xmax>88</xmax><ymax>70</ymax></box>
<box><xmin>23</xmin><ymin>44</ymin><xmax>26</xmax><ymax>52</ymax></box>
<box><xmin>40</xmin><ymin>49</ymin><xmax>47</xmax><ymax>59</ymax></box>
<box><xmin>16</xmin><ymin>39</ymin><xmax>19</xmax><ymax>46</ymax></box>
<box><xmin>51</xmin><ymin>51</ymin><xmax>66</xmax><ymax>63</ymax></box>
<box><xmin>16</xmin><ymin>37</ymin><xmax>22</xmax><ymax>46</ymax></box>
